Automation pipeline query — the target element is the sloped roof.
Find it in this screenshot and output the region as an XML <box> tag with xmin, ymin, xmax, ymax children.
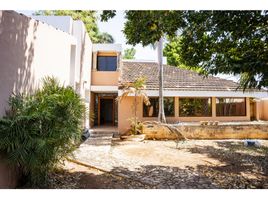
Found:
<box><xmin>120</xmin><ymin>61</ymin><xmax>243</xmax><ymax>92</ymax></box>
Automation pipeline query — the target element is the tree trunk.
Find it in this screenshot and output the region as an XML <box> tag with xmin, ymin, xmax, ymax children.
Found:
<box><xmin>157</xmin><ymin>37</ymin><xmax>166</xmax><ymax>123</ymax></box>
<box><xmin>134</xmin><ymin>91</ymin><xmax>137</xmax><ymax>134</ymax></box>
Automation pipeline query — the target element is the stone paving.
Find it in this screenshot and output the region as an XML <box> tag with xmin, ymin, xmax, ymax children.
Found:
<box><xmin>73</xmin><ymin>133</ymin><xmax>268</xmax><ymax>189</ymax></box>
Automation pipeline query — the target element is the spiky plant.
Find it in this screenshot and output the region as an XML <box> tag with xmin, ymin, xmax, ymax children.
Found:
<box><xmin>0</xmin><ymin>77</ymin><xmax>85</xmax><ymax>187</ymax></box>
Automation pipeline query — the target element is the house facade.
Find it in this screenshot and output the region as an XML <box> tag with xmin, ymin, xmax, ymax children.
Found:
<box><xmin>89</xmin><ymin>45</ymin><xmax>268</xmax><ymax>134</ymax></box>
<box><xmin>1</xmin><ymin>11</ymin><xmax>268</xmax><ymax>136</ymax></box>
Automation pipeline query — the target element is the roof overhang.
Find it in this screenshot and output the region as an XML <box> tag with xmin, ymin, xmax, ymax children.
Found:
<box><xmin>91</xmin><ymin>86</ymin><xmax>118</xmax><ymax>93</ymax></box>
<box><xmin>118</xmin><ymin>90</ymin><xmax>268</xmax><ymax>98</ymax></box>
<box><xmin>92</xmin><ymin>44</ymin><xmax>122</xmax><ymax>53</ymax></box>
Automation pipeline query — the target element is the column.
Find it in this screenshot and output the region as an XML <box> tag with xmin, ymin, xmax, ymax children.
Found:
<box><xmin>92</xmin><ymin>52</ymin><xmax>97</xmax><ymax>71</ymax></box>
<box><xmin>212</xmin><ymin>97</ymin><xmax>216</xmax><ymax>118</ymax></box>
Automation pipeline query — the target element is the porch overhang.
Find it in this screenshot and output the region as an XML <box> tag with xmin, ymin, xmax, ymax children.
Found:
<box><xmin>91</xmin><ymin>85</ymin><xmax>118</xmax><ymax>93</ymax></box>
<box><xmin>118</xmin><ymin>89</ymin><xmax>268</xmax><ymax>98</ymax></box>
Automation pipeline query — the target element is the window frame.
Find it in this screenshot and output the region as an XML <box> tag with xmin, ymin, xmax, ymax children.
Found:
<box><xmin>97</xmin><ymin>55</ymin><xmax>117</xmax><ymax>71</ymax></box>
<box><xmin>143</xmin><ymin>97</ymin><xmax>175</xmax><ymax>117</ymax></box>
<box><xmin>179</xmin><ymin>97</ymin><xmax>212</xmax><ymax>117</ymax></box>
<box><xmin>216</xmin><ymin>97</ymin><xmax>247</xmax><ymax>117</ymax></box>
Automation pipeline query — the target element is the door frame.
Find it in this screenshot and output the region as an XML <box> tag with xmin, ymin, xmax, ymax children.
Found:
<box><xmin>98</xmin><ymin>96</ymin><xmax>115</xmax><ymax>126</ymax></box>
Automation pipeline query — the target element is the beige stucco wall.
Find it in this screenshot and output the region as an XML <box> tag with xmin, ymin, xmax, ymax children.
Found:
<box><xmin>91</xmin><ymin>71</ymin><xmax>119</xmax><ymax>86</ymax></box>
<box><xmin>143</xmin><ymin>123</ymin><xmax>268</xmax><ymax>140</ymax></box>
<box><xmin>259</xmin><ymin>100</ymin><xmax>268</xmax><ymax>120</ymax></box>
<box><xmin>118</xmin><ymin>96</ymin><xmax>251</xmax><ymax>134</ymax></box>
<box><xmin>0</xmin><ymin>11</ymin><xmax>77</xmax><ymax>116</ymax></box>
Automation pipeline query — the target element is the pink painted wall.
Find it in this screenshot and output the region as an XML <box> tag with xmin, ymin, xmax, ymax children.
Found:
<box><xmin>91</xmin><ymin>71</ymin><xmax>119</xmax><ymax>86</ymax></box>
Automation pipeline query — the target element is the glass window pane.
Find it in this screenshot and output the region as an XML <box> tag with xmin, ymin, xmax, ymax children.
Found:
<box><xmin>164</xmin><ymin>97</ymin><xmax>175</xmax><ymax>116</ymax></box>
<box><xmin>179</xmin><ymin>98</ymin><xmax>212</xmax><ymax>117</ymax></box>
<box><xmin>143</xmin><ymin>98</ymin><xmax>159</xmax><ymax>117</ymax></box>
<box><xmin>216</xmin><ymin>98</ymin><xmax>246</xmax><ymax>116</ymax></box>
<box><xmin>97</xmin><ymin>56</ymin><xmax>117</xmax><ymax>71</ymax></box>
<box><xmin>143</xmin><ymin>97</ymin><xmax>175</xmax><ymax>117</ymax></box>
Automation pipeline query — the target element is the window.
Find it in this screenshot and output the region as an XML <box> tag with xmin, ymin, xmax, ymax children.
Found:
<box><xmin>216</xmin><ymin>98</ymin><xmax>246</xmax><ymax>116</ymax></box>
<box><xmin>97</xmin><ymin>56</ymin><xmax>117</xmax><ymax>71</ymax></box>
<box><xmin>164</xmin><ymin>97</ymin><xmax>175</xmax><ymax>116</ymax></box>
<box><xmin>179</xmin><ymin>98</ymin><xmax>212</xmax><ymax>117</ymax></box>
<box><xmin>143</xmin><ymin>98</ymin><xmax>158</xmax><ymax>117</ymax></box>
<box><xmin>143</xmin><ymin>97</ymin><xmax>175</xmax><ymax>117</ymax></box>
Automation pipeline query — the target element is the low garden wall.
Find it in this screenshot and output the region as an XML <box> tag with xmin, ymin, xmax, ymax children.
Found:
<box><xmin>143</xmin><ymin>122</ymin><xmax>268</xmax><ymax>140</ymax></box>
<box><xmin>0</xmin><ymin>154</ymin><xmax>20</xmax><ymax>188</ymax></box>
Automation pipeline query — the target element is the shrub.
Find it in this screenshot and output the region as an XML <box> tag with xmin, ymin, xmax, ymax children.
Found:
<box><xmin>128</xmin><ymin>118</ymin><xmax>144</xmax><ymax>135</ymax></box>
<box><xmin>0</xmin><ymin>77</ymin><xmax>85</xmax><ymax>187</ymax></box>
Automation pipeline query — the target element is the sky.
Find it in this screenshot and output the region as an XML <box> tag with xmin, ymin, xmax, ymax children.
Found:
<box><xmin>97</xmin><ymin>11</ymin><xmax>157</xmax><ymax>61</ymax></box>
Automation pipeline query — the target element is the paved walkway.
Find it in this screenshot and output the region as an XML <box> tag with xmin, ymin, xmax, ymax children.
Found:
<box><xmin>73</xmin><ymin>135</ymin><xmax>268</xmax><ymax>189</ymax></box>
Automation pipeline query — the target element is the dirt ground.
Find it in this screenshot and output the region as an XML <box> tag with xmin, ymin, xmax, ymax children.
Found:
<box><xmin>48</xmin><ymin>140</ymin><xmax>268</xmax><ymax>189</ymax></box>
<box><xmin>48</xmin><ymin>161</ymin><xmax>149</xmax><ymax>189</ymax></box>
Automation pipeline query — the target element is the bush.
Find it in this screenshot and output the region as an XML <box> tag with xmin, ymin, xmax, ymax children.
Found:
<box><xmin>0</xmin><ymin>77</ymin><xmax>85</xmax><ymax>187</ymax></box>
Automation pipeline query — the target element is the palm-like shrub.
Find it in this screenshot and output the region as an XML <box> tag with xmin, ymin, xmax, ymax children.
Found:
<box><xmin>0</xmin><ymin>77</ymin><xmax>85</xmax><ymax>187</ymax></box>
<box><xmin>117</xmin><ymin>77</ymin><xmax>150</xmax><ymax>135</ymax></box>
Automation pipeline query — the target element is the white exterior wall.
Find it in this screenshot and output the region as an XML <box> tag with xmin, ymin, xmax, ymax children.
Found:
<box><xmin>31</xmin><ymin>16</ymin><xmax>73</xmax><ymax>34</ymax></box>
<box><xmin>0</xmin><ymin>11</ymin><xmax>78</xmax><ymax>116</ymax></box>
<box><xmin>0</xmin><ymin>11</ymin><xmax>93</xmax><ymax>126</ymax></box>
<box><xmin>72</xmin><ymin>20</ymin><xmax>93</xmax><ymax>128</ymax></box>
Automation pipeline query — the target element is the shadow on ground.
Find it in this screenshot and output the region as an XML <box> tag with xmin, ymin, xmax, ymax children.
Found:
<box><xmin>27</xmin><ymin>140</ymin><xmax>268</xmax><ymax>189</ymax></box>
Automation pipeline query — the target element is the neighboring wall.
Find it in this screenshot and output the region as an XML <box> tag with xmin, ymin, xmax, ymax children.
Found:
<box><xmin>0</xmin><ymin>11</ymin><xmax>76</xmax><ymax>116</ymax></box>
<box><xmin>72</xmin><ymin>20</ymin><xmax>93</xmax><ymax>128</ymax></box>
<box><xmin>118</xmin><ymin>96</ymin><xmax>251</xmax><ymax>134</ymax></box>
<box><xmin>0</xmin><ymin>11</ymin><xmax>93</xmax><ymax>188</ymax></box>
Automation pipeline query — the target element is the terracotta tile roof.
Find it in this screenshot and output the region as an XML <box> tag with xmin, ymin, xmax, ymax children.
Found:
<box><xmin>120</xmin><ymin>61</ymin><xmax>244</xmax><ymax>92</ymax></box>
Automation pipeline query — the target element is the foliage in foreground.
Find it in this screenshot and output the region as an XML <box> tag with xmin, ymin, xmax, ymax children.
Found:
<box><xmin>0</xmin><ymin>77</ymin><xmax>85</xmax><ymax>187</ymax></box>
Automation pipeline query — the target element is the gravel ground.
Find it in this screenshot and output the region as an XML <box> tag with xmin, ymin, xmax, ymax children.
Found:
<box><xmin>49</xmin><ymin>139</ymin><xmax>268</xmax><ymax>189</ymax></box>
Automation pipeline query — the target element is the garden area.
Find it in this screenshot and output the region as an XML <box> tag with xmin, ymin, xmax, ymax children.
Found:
<box><xmin>50</xmin><ymin>139</ymin><xmax>268</xmax><ymax>189</ymax></box>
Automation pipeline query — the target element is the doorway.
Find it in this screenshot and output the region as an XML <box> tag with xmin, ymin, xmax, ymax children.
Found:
<box><xmin>250</xmin><ymin>100</ymin><xmax>256</xmax><ymax>121</ymax></box>
<box><xmin>98</xmin><ymin>97</ymin><xmax>115</xmax><ymax>126</ymax></box>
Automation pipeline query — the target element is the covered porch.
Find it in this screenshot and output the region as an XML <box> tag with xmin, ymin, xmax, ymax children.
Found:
<box><xmin>90</xmin><ymin>92</ymin><xmax>118</xmax><ymax>128</ymax></box>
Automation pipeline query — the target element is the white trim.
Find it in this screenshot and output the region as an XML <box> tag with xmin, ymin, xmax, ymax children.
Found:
<box><xmin>92</xmin><ymin>44</ymin><xmax>122</xmax><ymax>52</ymax></box>
<box><xmin>118</xmin><ymin>90</ymin><xmax>268</xmax><ymax>98</ymax></box>
<box><xmin>91</xmin><ymin>85</ymin><xmax>118</xmax><ymax>92</ymax></box>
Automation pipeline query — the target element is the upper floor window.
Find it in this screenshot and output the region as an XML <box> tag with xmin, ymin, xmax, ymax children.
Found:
<box><xmin>216</xmin><ymin>97</ymin><xmax>246</xmax><ymax>116</ymax></box>
<box><xmin>179</xmin><ymin>97</ymin><xmax>212</xmax><ymax>117</ymax></box>
<box><xmin>97</xmin><ymin>56</ymin><xmax>117</xmax><ymax>71</ymax></box>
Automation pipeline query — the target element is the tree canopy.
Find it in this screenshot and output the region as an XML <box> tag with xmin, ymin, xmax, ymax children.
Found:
<box><xmin>179</xmin><ymin>11</ymin><xmax>268</xmax><ymax>89</ymax></box>
<box><xmin>163</xmin><ymin>36</ymin><xmax>206</xmax><ymax>74</ymax></box>
<box><xmin>35</xmin><ymin>10</ymin><xmax>114</xmax><ymax>43</ymax></box>
<box><xmin>123</xmin><ymin>47</ymin><xmax>136</xmax><ymax>59</ymax></box>
<box><xmin>101</xmin><ymin>10</ymin><xmax>268</xmax><ymax>89</ymax></box>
